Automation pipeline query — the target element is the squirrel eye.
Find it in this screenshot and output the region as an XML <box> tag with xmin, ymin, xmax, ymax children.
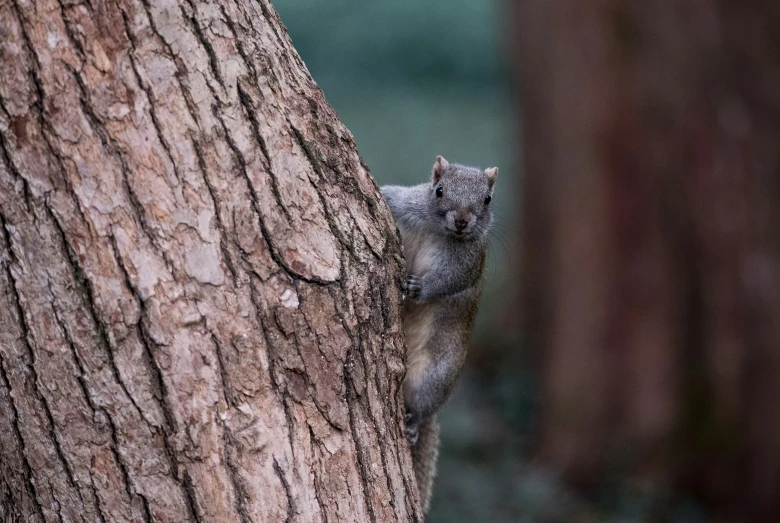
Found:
<box><xmin>484</xmin><ymin>194</ymin><xmax>492</xmax><ymax>205</ymax></box>
<box><xmin>435</xmin><ymin>186</ymin><xmax>444</xmax><ymax>197</ymax></box>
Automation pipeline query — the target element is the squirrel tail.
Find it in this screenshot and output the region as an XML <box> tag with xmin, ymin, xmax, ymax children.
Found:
<box><xmin>411</xmin><ymin>416</ymin><xmax>440</xmax><ymax>513</ymax></box>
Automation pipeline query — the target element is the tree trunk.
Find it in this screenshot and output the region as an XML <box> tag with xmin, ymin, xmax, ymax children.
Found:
<box><xmin>512</xmin><ymin>1</ymin><xmax>780</xmax><ymax>520</ymax></box>
<box><xmin>0</xmin><ymin>0</ymin><xmax>420</xmax><ymax>521</ymax></box>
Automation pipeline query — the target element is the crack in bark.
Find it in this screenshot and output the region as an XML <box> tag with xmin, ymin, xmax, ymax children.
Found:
<box><xmin>307</xmin><ymin>426</ymin><xmax>330</xmax><ymax>523</ymax></box>
<box><xmin>48</xmin><ymin>482</ymin><xmax>67</xmax><ymax>523</ymax></box>
<box><xmin>106</xmin><ymin>233</ymin><xmax>179</xmax><ymax>435</ymax></box>
<box><xmin>170</xmin><ymin>3</ymin><xmax>337</xmax><ymax>289</ymax></box>
<box><xmin>214</xmin><ymin>7</ymin><xmax>273</xmax><ymax>170</ymax></box>
<box><xmin>46</xmin><ymin>208</ymin><xmax>150</xmax><ymax>428</ymax></box>
<box><xmin>54</xmin><ymin>0</ymin><xmax>185</xmax><ymax>293</ymax></box>
<box><xmin>54</xmin><ymin>0</ymin><xmax>87</xmax><ymax>63</ymax></box>
<box><xmin>181</xmin><ymin>0</ymin><xmax>226</xmax><ymax>92</ymax></box>
<box><xmin>42</xmin><ymin>209</ymin><xmax>189</xmax><ymax>522</ymax></box>
<box><xmin>191</xmin><ymin>134</ymin><xmax>240</xmax><ymax>285</ymax></box>
<box><xmin>181</xmin><ymin>469</ymin><xmax>204</xmax><ymax>523</ymax></box>
<box><xmin>334</xmin><ymin>288</ymin><xmax>410</xmax><ymax>517</ymax></box>
<box><xmin>0</xmin><ymin>353</ymin><xmax>46</xmax><ymax>521</ymax></box>
<box><xmin>0</xmin><ymin>106</ymin><xmax>35</xmax><ymax>217</ymax></box>
<box><xmin>118</xmin><ymin>0</ymin><xmax>241</xmax><ymax>292</ymax></box>
<box><xmin>133</xmin><ymin>0</ymin><xmax>203</xmax><ymax>129</ymax></box>
<box><xmin>105</xmin><ymin>231</ymin><xmax>214</xmax><ymax>522</ymax></box>
<box><xmin>47</xmin><ymin>280</ymin><xmax>99</xmax><ymax>419</ymax></box>
<box><xmin>252</xmin><ymin>290</ymin><xmax>297</xmax><ymax>459</ymax></box>
<box><xmin>101</xmin><ymin>407</ymin><xmax>137</xmax><ymax>504</ymax></box>
<box><xmin>0</xmin><ymin>26</ymin><xmax>92</xmax><ymax>244</ymax></box>
<box><xmin>356</xmin><ymin>314</ymin><xmax>405</xmax><ymax>521</ymax></box>
<box><xmin>253</xmin><ymin>0</ymin><xmax>305</xmax><ymax>84</ymax></box>
<box><xmin>2</xmin><ymin>85</ymin><xmax>89</xmax><ymax>521</ymax></box>
<box><xmin>272</xmin><ymin>457</ymin><xmax>294</xmax><ymax>523</ymax></box>
<box><xmin>0</xmin><ymin>212</ymin><xmax>86</xmax><ymax>508</ymax></box>
<box><xmin>222</xmin><ymin>431</ymin><xmax>252</xmax><ymax>523</ymax></box>
<box><xmin>217</xmin><ymin>4</ymin><xmax>259</xmax><ymax>80</ymax></box>
<box><xmin>362</xmin><ymin>330</ymin><xmax>401</xmax><ymax>522</ymax></box>
<box><xmin>235</xmin><ymin>82</ymin><xmax>289</xmax><ymax>221</ymax></box>
<box><xmin>280</xmin><ymin>397</ymin><xmax>298</xmax><ymax>461</ymax></box>
<box><xmin>118</xmin><ymin>8</ymin><xmax>183</xmax><ymax>186</ymax></box>
<box><xmin>9</xmin><ymin>0</ymin><xmax>48</xmax><ymax>112</ymax></box>
<box><xmin>343</xmin><ymin>353</ymin><xmax>379</xmax><ymax>523</ymax></box>
<box><xmin>375</xmin><ymin>276</ymin><xmax>420</xmax><ymax>520</ymax></box>
<box><xmin>214</xmin><ymin>97</ymin><xmax>331</xmax><ymax>287</ymax></box>
<box><xmin>138</xmin><ymin>493</ymin><xmax>154</xmax><ymax>523</ymax></box>
<box><xmin>255</xmin><ymin>0</ymin><xmax>285</xmax><ymax>49</ymax></box>
<box><xmin>248</xmin><ymin>279</ymin><xmax>300</xmax><ymax>490</ymax></box>
<box><xmin>288</xmin><ymin>123</ymin><xmax>361</xmax><ymax>258</ymax></box>
<box><xmin>151</xmin><ymin>1</ymin><xmax>272</xmax><ymax>290</ymax></box>
<box><xmin>58</xmin><ymin>60</ymin><xmax>176</xmax><ymax>275</ymax></box>
<box><xmin>230</xmin><ymin>1</ymin><xmax>285</xmax><ymax>95</ymax></box>
<box><xmin>210</xmin><ymin>331</ymin><xmax>234</xmax><ymax>407</ymax></box>
<box><xmin>294</xmin><ymin>283</ymin><xmax>347</xmax><ymax>432</ymax></box>
<box><xmin>1</xmin><ymin>50</ymin><xmax>155</xmax><ymax>458</ymax></box>
<box><xmin>86</xmin><ymin>470</ymin><xmax>110</xmax><ymax>523</ymax></box>
<box><xmin>290</xmin><ymin>120</ymin><xmax>389</xmax><ymax>261</ymax></box>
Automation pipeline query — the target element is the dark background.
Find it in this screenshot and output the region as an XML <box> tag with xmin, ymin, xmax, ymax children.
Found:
<box><xmin>276</xmin><ymin>2</ymin><xmax>780</xmax><ymax>521</ymax></box>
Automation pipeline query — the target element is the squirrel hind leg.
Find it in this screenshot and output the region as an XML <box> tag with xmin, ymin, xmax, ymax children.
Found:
<box><xmin>411</xmin><ymin>416</ymin><xmax>440</xmax><ymax>514</ymax></box>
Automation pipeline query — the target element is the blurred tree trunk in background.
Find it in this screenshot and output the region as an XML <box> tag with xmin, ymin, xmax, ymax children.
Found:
<box><xmin>0</xmin><ymin>0</ymin><xmax>419</xmax><ymax>521</ymax></box>
<box><xmin>512</xmin><ymin>1</ymin><xmax>780</xmax><ymax>520</ymax></box>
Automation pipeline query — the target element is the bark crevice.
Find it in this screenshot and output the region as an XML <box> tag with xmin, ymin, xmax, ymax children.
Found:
<box><xmin>0</xmin><ymin>352</ymin><xmax>47</xmax><ymax>521</ymax></box>
<box><xmin>1</xmin><ymin>213</ymin><xmax>84</xmax><ymax>503</ymax></box>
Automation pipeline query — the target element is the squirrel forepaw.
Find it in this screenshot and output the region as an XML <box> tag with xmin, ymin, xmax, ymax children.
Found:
<box><xmin>406</xmin><ymin>275</ymin><xmax>422</xmax><ymax>300</ymax></box>
<box><xmin>404</xmin><ymin>412</ymin><xmax>419</xmax><ymax>445</ymax></box>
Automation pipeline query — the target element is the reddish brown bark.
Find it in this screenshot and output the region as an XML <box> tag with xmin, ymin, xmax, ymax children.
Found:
<box><xmin>512</xmin><ymin>1</ymin><xmax>780</xmax><ymax>520</ymax></box>
<box><xmin>0</xmin><ymin>0</ymin><xmax>420</xmax><ymax>521</ymax></box>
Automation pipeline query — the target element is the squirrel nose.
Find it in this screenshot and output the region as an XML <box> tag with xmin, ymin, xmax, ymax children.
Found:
<box><xmin>454</xmin><ymin>217</ymin><xmax>469</xmax><ymax>231</ymax></box>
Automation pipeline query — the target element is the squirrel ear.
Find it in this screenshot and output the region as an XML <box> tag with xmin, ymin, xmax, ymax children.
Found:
<box><xmin>485</xmin><ymin>167</ymin><xmax>498</xmax><ymax>188</ymax></box>
<box><xmin>432</xmin><ymin>156</ymin><xmax>449</xmax><ymax>183</ymax></box>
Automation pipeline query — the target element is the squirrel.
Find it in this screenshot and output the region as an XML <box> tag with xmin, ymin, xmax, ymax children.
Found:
<box><xmin>381</xmin><ymin>156</ymin><xmax>497</xmax><ymax>513</ymax></box>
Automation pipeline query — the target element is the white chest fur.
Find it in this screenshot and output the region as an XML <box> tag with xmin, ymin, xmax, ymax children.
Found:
<box><xmin>399</xmin><ymin>224</ymin><xmax>440</xmax><ymax>278</ymax></box>
<box><xmin>399</xmin><ymin>223</ymin><xmax>441</xmax><ymax>388</ymax></box>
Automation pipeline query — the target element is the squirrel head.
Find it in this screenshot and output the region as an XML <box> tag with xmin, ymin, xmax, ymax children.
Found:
<box><xmin>429</xmin><ymin>156</ymin><xmax>497</xmax><ymax>240</ymax></box>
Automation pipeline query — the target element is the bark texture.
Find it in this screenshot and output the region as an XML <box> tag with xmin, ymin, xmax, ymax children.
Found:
<box><xmin>0</xmin><ymin>0</ymin><xmax>420</xmax><ymax>521</ymax></box>
<box><xmin>513</xmin><ymin>1</ymin><xmax>780</xmax><ymax>520</ymax></box>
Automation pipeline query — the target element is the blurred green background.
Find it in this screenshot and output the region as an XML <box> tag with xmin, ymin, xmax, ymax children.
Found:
<box><xmin>275</xmin><ymin>2</ymin><xmax>706</xmax><ymax>522</ymax></box>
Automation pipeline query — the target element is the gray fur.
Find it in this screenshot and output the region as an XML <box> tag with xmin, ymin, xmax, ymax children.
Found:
<box><xmin>381</xmin><ymin>156</ymin><xmax>496</xmax><ymax>513</ymax></box>
<box><xmin>410</xmin><ymin>417</ymin><xmax>439</xmax><ymax>513</ymax></box>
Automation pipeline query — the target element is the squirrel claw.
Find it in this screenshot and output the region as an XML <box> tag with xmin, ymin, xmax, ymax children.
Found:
<box><xmin>407</xmin><ymin>275</ymin><xmax>422</xmax><ymax>300</ymax></box>
<box><xmin>404</xmin><ymin>412</ymin><xmax>419</xmax><ymax>445</ymax></box>
<box><xmin>405</xmin><ymin>424</ymin><xmax>419</xmax><ymax>445</ymax></box>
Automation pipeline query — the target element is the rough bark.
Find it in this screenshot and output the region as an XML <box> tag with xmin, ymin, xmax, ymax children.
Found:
<box><xmin>0</xmin><ymin>0</ymin><xmax>420</xmax><ymax>521</ymax></box>
<box><xmin>512</xmin><ymin>1</ymin><xmax>780</xmax><ymax>520</ymax></box>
